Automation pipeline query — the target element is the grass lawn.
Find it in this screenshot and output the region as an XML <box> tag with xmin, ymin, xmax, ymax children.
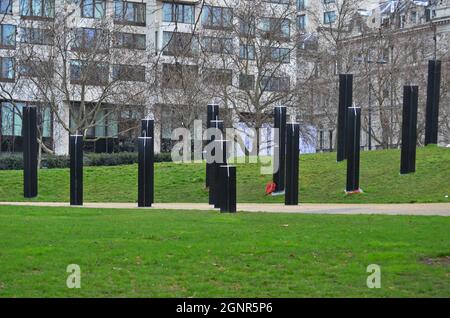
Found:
<box><xmin>0</xmin><ymin>145</ymin><xmax>449</xmax><ymax>204</ymax></box>
<box><xmin>0</xmin><ymin>205</ymin><xmax>448</xmax><ymax>297</ymax></box>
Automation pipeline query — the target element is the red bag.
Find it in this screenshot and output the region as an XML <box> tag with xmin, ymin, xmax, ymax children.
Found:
<box><xmin>265</xmin><ymin>182</ymin><xmax>277</xmax><ymax>195</ymax></box>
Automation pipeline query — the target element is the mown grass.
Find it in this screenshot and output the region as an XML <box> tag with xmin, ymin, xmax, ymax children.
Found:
<box><xmin>0</xmin><ymin>205</ymin><xmax>448</xmax><ymax>297</ymax></box>
<box><xmin>0</xmin><ymin>145</ymin><xmax>448</xmax><ymax>203</ymax></box>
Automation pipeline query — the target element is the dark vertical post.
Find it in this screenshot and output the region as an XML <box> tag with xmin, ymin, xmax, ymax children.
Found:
<box><xmin>208</xmin><ymin>120</ymin><xmax>223</xmax><ymax>205</ymax></box>
<box><xmin>329</xmin><ymin>130</ymin><xmax>333</xmax><ymax>152</ymax></box>
<box><xmin>337</xmin><ymin>74</ymin><xmax>353</xmax><ymax>161</ymax></box>
<box><xmin>319</xmin><ymin>130</ymin><xmax>324</xmax><ymax>151</ymax></box>
<box><xmin>273</xmin><ymin>106</ymin><xmax>286</xmax><ymax>192</ymax></box>
<box><xmin>69</xmin><ymin>134</ymin><xmax>83</xmax><ymax>206</ymax></box>
<box><xmin>214</xmin><ymin>138</ymin><xmax>229</xmax><ymax>209</ymax></box>
<box><xmin>141</xmin><ymin>119</ymin><xmax>154</xmax><ymax>138</ymax></box>
<box><xmin>219</xmin><ymin>165</ymin><xmax>236</xmax><ymax>213</ymax></box>
<box><xmin>23</xmin><ymin>106</ymin><xmax>38</xmax><ymax>198</ymax></box>
<box><xmin>206</xmin><ymin>104</ymin><xmax>219</xmax><ymax>187</ymax></box>
<box><xmin>141</xmin><ymin>119</ymin><xmax>154</xmax><ymax>204</ymax></box>
<box><xmin>425</xmin><ymin>60</ymin><xmax>441</xmax><ymax>145</ymax></box>
<box><xmin>346</xmin><ymin>107</ymin><xmax>361</xmax><ymax>192</ymax></box>
<box><xmin>138</xmin><ymin>136</ymin><xmax>154</xmax><ymax>207</ymax></box>
<box><xmin>285</xmin><ymin>123</ymin><xmax>300</xmax><ymax>205</ymax></box>
<box><xmin>400</xmin><ymin>86</ymin><xmax>419</xmax><ymax>174</ymax></box>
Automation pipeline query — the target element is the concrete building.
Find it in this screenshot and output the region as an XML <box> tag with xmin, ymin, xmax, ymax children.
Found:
<box><xmin>297</xmin><ymin>0</ymin><xmax>450</xmax><ymax>151</ymax></box>
<box><xmin>0</xmin><ymin>0</ymin><xmax>447</xmax><ymax>156</ymax></box>
<box><xmin>0</xmin><ymin>0</ymin><xmax>300</xmax><ymax>156</ymax></box>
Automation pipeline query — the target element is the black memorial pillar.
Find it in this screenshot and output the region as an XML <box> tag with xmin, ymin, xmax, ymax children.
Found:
<box><xmin>138</xmin><ymin>136</ymin><xmax>154</xmax><ymax>207</ymax></box>
<box><xmin>273</xmin><ymin>106</ymin><xmax>286</xmax><ymax>192</ymax></box>
<box><xmin>141</xmin><ymin>119</ymin><xmax>154</xmax><ymax>138</ymax></box>
<box><xmin>206</xmin><ymin>104</ymin><xmax>219</xmax><ymax>187</ymax></box>
<box><xmin>285</xmin><ymin>123</ymin><xmax>300</xmax><ymax>205</ymax></box>
<box><xmin>214</xmin><ymin>138</ymin><xmax>229</xmax><ymax>209</ymax></box>
<box><xmin>208</xmin><ymin>120</ymin><xmax>223</xmax><ymax>205</ymax></box>
<box><xmin>346</xmin><ymin>106</ymin><xmax>361</xmax><ymax>192</ymax></box>
<box><xmin>69</xmin><ymin>134</ymin><xmax>83</xmax><ymax>206</ymax></box>
<box><xmin>425</xmin><ymin>60</ymin><xmax>441</xmax><ymax>145</ymax></box>
<box><xmin>400</xmin><ymin>86</ymin><xmax>419</xmax><ymax>174</ymax></box>
<box><xmin>337</xmin><ymin>74</ymin><xmax>353</xmax><ymax>161</ymax></box>
<box><xmin>219</xmin><ymin>165</ymin><xmax>236</xmax><ymax>213</ymax></box>
<box><xmin>141</xmin><ymin>119</ymin><xmax>154</xmax><ymax>204</ymax></box>
<box><xmin>23</xmin><ymin>106</ymin><xmax>38</xmax><ymax>198</ymax></box>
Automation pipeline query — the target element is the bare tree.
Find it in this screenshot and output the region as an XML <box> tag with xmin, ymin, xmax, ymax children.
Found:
<box><xmin>0</xmin><ymin>1</ymin><xmax>149</xmax><ymax>163</ymax></box>
<box><xmin>195</xmin><ymin>0</ymin><xmax>299</xmax><ymax>154</ymax></box>
<box><xmin>301</xmin><ymin>0</ymin><xmax>450</xmax><ymax>149</ymax></box>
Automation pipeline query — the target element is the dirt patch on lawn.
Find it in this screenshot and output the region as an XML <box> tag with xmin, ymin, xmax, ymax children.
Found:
<box><xmin>420</xmin><ymin>255</ymin><xmax>450</xmax><ymax>266</ymax></box>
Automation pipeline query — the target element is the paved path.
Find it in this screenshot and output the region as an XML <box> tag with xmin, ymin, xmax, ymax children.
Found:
<box><xmin>0</xmin><ymin>202</ymin><xmax>449</xmax><ymax>216</ymax></box>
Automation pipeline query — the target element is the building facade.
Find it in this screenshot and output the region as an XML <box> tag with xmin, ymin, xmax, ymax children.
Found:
<box><xmin>0</xmin><ymin>0</ymin><xmax>448</xmax><ymax>157</ymax></box>
<box><xmin>298</xmin><ymin>0</ymin><xmax>450</xmax><ymax>150</ymax></box>
<box><xmin>0</xmin><ymin>0</ymin><xmax>301</xmax><ymax>156</ymax></box>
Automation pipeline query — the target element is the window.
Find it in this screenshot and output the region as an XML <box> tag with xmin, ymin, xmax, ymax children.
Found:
<box><xmin>239</xmin><ymin>44</ymin><xmax>255</xmax><ymax>60</ymax></box>
<box><xmin>162</xmin><ymin>2</ymin><xmax>194</xmax><ymax>24</ymax></box>
<box><xmin>259</xmin><ymin>17</ymin><xmax>290</xmax><ymax>39</ymax></box>
<box><xmin>70</xmin><ymin>60</ymin><xmax>109</xmax><ymax>85</ymax></box>
<box><xmin>239</xmin><ymin>16</ymin><xmax>255</xmax><ymax>37</ymax></box>
<box><xmin>81</xmin><ymin>0</ymin><xmax>106</xmax><ymax>19</ymax></box>
<box><xmin>162</xmin><ymin>31</ymin><xmax>198</xmax><ymax>56</ymax></box>
<box><xmin>73</xmin><ymin>28</ymin><xmax>109</xmax><ymax>52</ymax></box>
<box><xmin>0</xmin><ymin>57</ymin><xmax>14</xmax><ymax>81</ymax></box>
<box><xmin>202</xmin><ymin>36</ymin><xmax>233</xmax><ymax>54</ymax></box>
<box><xmin>20</xmin><ymin>28</ymin><xmax>53</xmax><ymax>45</ymax></box>
<box><xmin>0</xmin><ymin>0</ymin><xmax>12</xmax><ymax>14</ymax></box>
<box><xmin>262</xmin><ymin>47</ymin><xmax>290</xmax><ymax>63</ymax></box>
<box><xmin>162</xmin><ymin>63</ymin><xmax>198</xmax><ymax>89</ymax></box>
<box><xmin>202</xmin><ymin>5</ymin><xmax>233</xmax><ymax>29</ymax></box>
<box><xmin>19</xmin><ymin>60</ymin><xmax>53</xmax><ymax>78</ymax></box>
<box><xmin>425</xmin><ymin>8</ymin><xmax>436</xmax><ymax>22</ymax></box>
<box><xmin>266</xmin><ymin>0</ymin><xmax>289</xmax><ymax>3</ymax></box>
<box><xmin>410</xmin><ymin>11</ymin><xmax>417</xmax><ymax>24</ymax></box>
<box><xmin>20</xmin><ymin>0</ymin><xmax>55</xmax><ymax>18</ymax></box>
<box><xmin>0</xmin><ymin>24</ymin><xmax>15</xmax><ymax>48</ymax></box>
<box><xmin>324</xmin><ymin>11</ymin><xmax>336</xmax><ymax>24</ymax></box>
<box><xmin>114</xmin><ymin>0</ymin><xmax>146</xmax><ymax>25</ymax></box>
<box><xmin>298</xmin><ymin>34</ymin><xmax>318</xmax><ymax>51</ymax></box>
<box><xmin>1</xmin><ymin>102</ymin><xmax>52</xmax><ymax>152</ymax></box>
<box><xmin>71</xmin><ymin>106</ymin><xmax>118</xmax><ymax>139</ymax></box>
<box><xmin>239</xmin><ymin>74</ymin><xmax>254</xmax><ymax>91</ymax></box>
<box><xmin>297</xmin><ymin>0</ymin><xmax>306</xmax><ymax>11</ymax></box>
<box><xmin>324</xmin><ymin>0</ymin><xmax>335</xmax><ymax>4</ymax></box>
<box><xmin>203</xmin><ymin>68</ymin><xmax>232</xmax><ymax>86</ymax></box>
<box><xmin>260</xmin><ymin>76</ymin><xmax>290</xmax><ymax>92</ymax></box>
<box><xmin>1</xmin><ymin>102</ymin><xmax>22</xmax><ymax>136</ymax></box>
<box><xmin>113</xmin><ymin>32</ymin><xmax>146</xmax><ymax>50</ymax></box>
<box><xmin>40</xmin><ymin>106</ymin><xmax>52</xmax><ymax>138</ymax></box>
<box><xmin>297</xmin><ymin>14</ymin><xmax>306</xmax><ymax>32</ymax></box>
<box><xmin>112</xmin><ymin>64</ymin><xmax>145</xmax><ymax>82</ymax></box>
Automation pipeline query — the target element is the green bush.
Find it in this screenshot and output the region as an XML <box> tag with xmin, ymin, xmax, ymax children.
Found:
<box><xmin>85</xmin><ymin>152</ymin><xmax>138</xmax><ymax>167</ymax></box>
<box><xmin>0</xmin><ymin>151</ymin><xmax>172</xmax><ymax>170</ymax></box>
<box><xmin>154</xmin><ymin>152</ymin><xmax>172</xmax><ymax>163</ymax></box>
<box><xmin>42</xmin><ymin>155</ymin><xmax>70</xmax><ymax>169</ymax></box>
<box><xmin>0</xmin><ymin>153</ymin><xmax>23</xmax><ymax>170</ymax></box>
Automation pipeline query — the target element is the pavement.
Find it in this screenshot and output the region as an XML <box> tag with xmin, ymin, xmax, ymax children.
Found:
<box><xmin>0</xmin><ymin>202</ymin><xmax>449</xmax><ymax>216</ymax></box>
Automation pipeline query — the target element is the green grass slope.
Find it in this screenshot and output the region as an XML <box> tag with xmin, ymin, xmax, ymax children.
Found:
<box><xmin>0</xmin><ymin>145</ymin><xmax>448</xmax><ymax>204</ymax></box>
<box><xmin>0</xmin><ymin>206</ymin><xmax>448</xmax><ymax>297</ymax></box>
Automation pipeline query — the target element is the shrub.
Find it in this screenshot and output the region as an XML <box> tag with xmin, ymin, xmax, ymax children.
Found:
<box><xmin>42</xmin><ymin>155</ymin><xmax>70</xmax><ymax>169</ymax></box>
<box><xmin>0</xmin><ymin>154</ymin><xmax>23</xmax><ymax>170</ymax></box>
<box><xmin>85</xmin><ymin>152</ymin><xmax>138</xmax><ymax>167</ymax></box>
<box><xmin>154</xmin><ymin>152</ymin><xmax>172</xmax><ymax>163</ymax></box>
<box><xmin>0</xmin><ymin>151</ymin><xmax>172</xmax><ymax>170</ymax></box>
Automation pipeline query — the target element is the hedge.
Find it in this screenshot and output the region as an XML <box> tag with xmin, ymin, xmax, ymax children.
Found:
<box><xmin>0</xmin><ymin>152</ymin><xmax>172</xmax><ymax>170</ymax></box>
